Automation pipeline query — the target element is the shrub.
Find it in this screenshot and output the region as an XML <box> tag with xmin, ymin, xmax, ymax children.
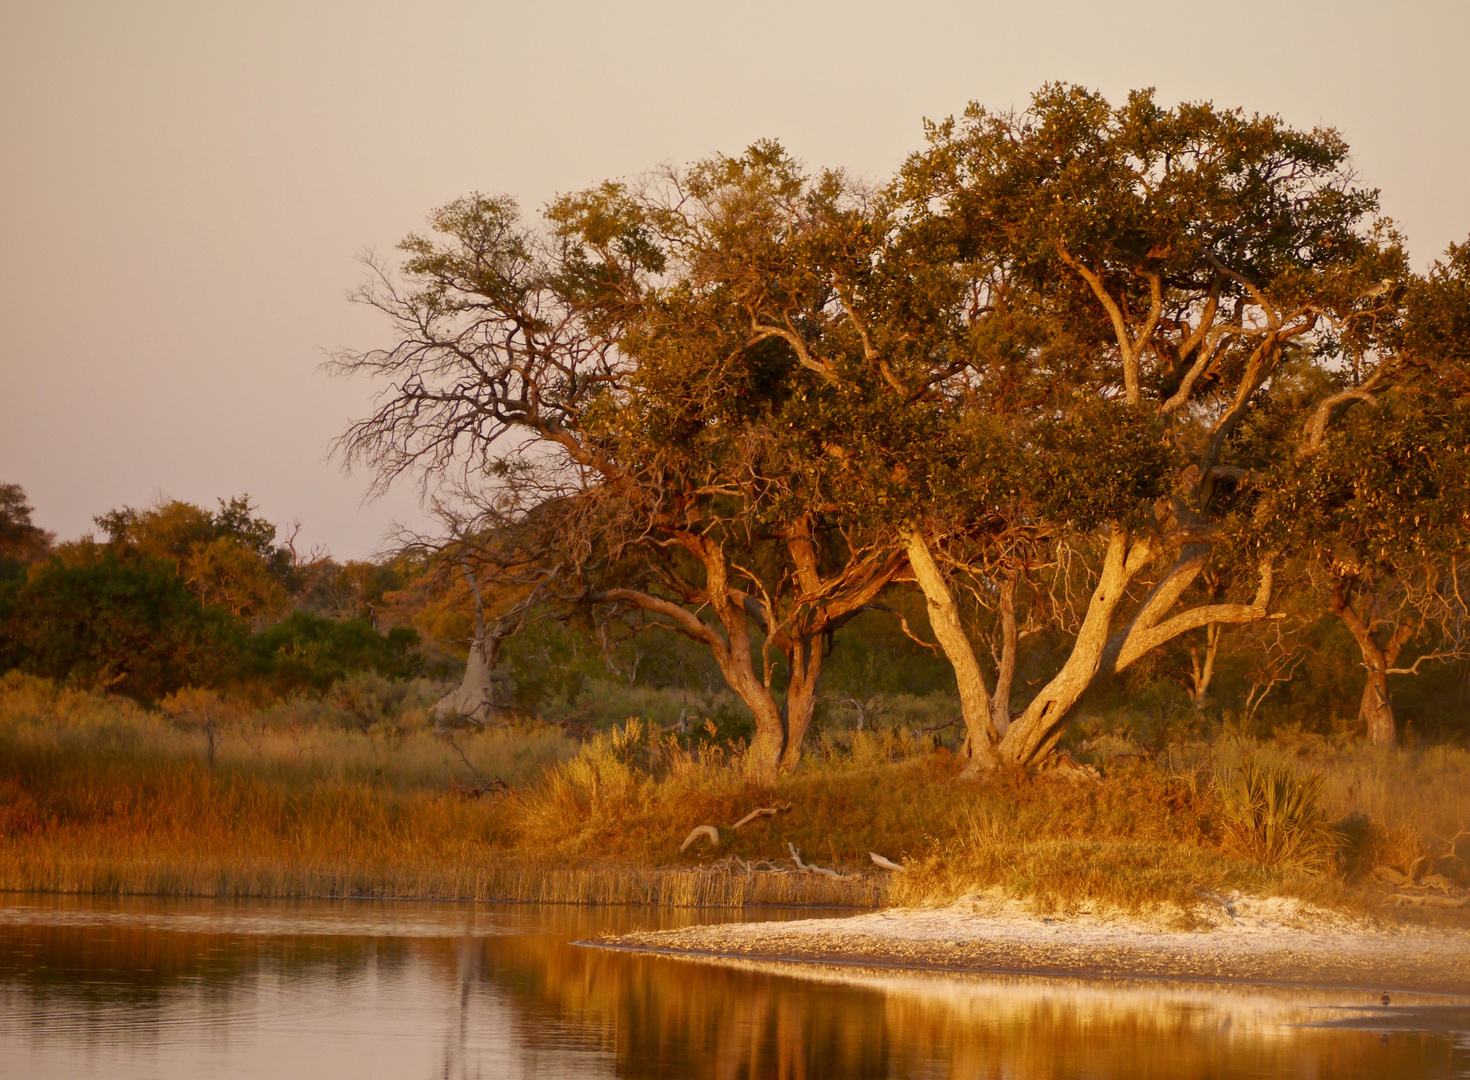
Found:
<box><xmin>0</xmin><ymin>554</ymin><xmax>243</xmax><ymax>702</ymax></box>
<box><xmin>1216</xmin><ymin>760</ymin><xmax>1341</xmax><ymax>874</ymax></box>
<box><xmin>248</xmin><ymin>612</ymin><xmax>420</xmax><ymax>694</ymax></box>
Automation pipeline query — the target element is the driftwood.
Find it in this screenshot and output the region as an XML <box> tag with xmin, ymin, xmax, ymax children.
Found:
<box><xmin>710</xmin><ymin>854</ymin><xmax>791</xmax><ymax>874</ymax></box>
<box><xmin>788</xmin><ymin>843</ymin><xmax>860</xmax><ymax>881</ymax></box>
<box><xmin>731</xmin><ymin>803</ymin><xmax>792</xmax><ymax>830</ymax></box>
<box><xmin>679</xmin><ymin>825</ymin><xmax>721</xmax><ymax>852</ymax></box>
<box><xmin>869</xmin><ymin>852</ymin><xmax>905</xmax><ymax>872</ymax></box>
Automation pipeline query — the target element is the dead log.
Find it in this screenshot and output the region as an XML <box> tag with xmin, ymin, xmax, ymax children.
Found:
<box><xmin>788</xmin><ymin>842</ymin><xmax>859</xmax><ymax>881</ymax></box>
<box><xmin>679</xmin><ymin>825</ymin><xmax>720</xmax><ymax>852</ymax></box>
<box><xmin>731</xmin><ymin>803</ymin><xmax>792</xmax><ymax>830</ymax></box>
<box><xmin>869</xmin><ymin>852</ymin><xmax>905</xmax><ymax>872</ymax></box>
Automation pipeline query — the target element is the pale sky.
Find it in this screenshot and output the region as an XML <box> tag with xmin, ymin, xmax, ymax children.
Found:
<box><xmin>3</xmin><ymin>0</ymin><xmax>1467</xmax><ymax>559</ymax></box>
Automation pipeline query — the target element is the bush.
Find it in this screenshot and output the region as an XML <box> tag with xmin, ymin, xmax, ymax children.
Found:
<box><xmin>248</xmin><ymin>612</ymin><xmax>420</xmax><ymax>694</ymax></box>
<box><xmin>0</xmin><ymin>554</ymin><xmax>243</xmax><ymax>702</ymax></box>
<box><xmin>1215</xmin><ymin>760</ymin><xmax>1341</xmax><ymax>874</ymax></box>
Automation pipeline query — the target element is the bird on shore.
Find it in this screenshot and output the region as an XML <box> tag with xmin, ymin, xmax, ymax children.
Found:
<box><xmin>1381</xmin><ymin>993</ymin><xmax>1391</xmax><ymax>1007</ymax></box>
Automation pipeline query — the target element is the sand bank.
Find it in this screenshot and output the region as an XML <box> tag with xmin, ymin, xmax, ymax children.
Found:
<box><xmin>591</xmin><ymin>891</ymin><xmax>1470</xmax><ymax>994</ymax></box>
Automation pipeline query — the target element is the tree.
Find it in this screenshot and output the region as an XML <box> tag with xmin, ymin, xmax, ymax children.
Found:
<box><xmin>0</xmin><ymin>553</ymin><xmax>242</xmax><ymax>701</ymax></box>
<box><xmin>95</xmin><ymin>496</ymin><xmax>294</xmax><ymax>620</ymax></box>
<box><xmin>875</xmin><ymin>85</ymin><xmax>1405</xmax><ymax>769</ymax></box>
<box><xmin>400</xmin><ymin>498</ymin><xmax>570</xmax><ymax>726</ymax></box>
<box><xmin>335</xmin><ymin>161</ymin><xmax>907</xmax><ymax>781</ymax></box>
<box><xmin>0</xmin><ymin>484</ymin><xmax>54</xmax><ymax>578</ymax></box>
<box><xmin>1269</xmin><ymin>238</ymin><xmax>1470</xmax><ymax>744</ymax></box>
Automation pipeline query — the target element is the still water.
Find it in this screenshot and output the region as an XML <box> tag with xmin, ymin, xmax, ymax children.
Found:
<box><xmin>1</xmin><ymin>895</ymin><xmax>1467</xmax><ymax>1079</ymax></box>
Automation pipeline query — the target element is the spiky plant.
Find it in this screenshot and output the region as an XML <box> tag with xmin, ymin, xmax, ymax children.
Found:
<box><xmin>1217</xmin><ymin>761</ymin><xmax>1342</xmax><ymax>874</ymax></box>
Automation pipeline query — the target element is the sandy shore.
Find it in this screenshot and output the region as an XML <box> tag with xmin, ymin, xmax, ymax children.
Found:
<box><xmin>591</xmin><ymin>891</ymin><xmax>1470</xmax><ymax>994</ymax></box>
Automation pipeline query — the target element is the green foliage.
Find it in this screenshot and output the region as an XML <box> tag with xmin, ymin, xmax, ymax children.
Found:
<box><xmin>247</xmin><ymin>612</ymin><xmax>420</xmax><ymax>695</ymax></box>
<box><xmin>0</xmin><ymin>484</ymin><xmax>53</xmax><ymax>581</ymax></box>
<box><xmin>94</xmin><ymin>495</ymin><xmax>296</xmax><ymax>619</ymax></box>
<box><xmin>0</xmin><ymin>554</ymin><xmax>243</xmax><ymax>702</ymax></box>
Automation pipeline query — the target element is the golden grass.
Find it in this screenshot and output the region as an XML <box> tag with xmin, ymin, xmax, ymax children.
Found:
<box><xmin>3</xmin><ymin>673</ymin><xmax>1467</xmax><ymax>917</ymax></box>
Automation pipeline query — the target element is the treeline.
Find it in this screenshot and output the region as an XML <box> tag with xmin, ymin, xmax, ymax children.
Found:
<box><xmin>2</xmin><ymin>478</ymin><xmax>1469</xmax><ymax>755</ymax></box>
<box><xmin>0</xmin><ymin>486</ymin><xmax>420</xmax><ymax>702</ymax></box>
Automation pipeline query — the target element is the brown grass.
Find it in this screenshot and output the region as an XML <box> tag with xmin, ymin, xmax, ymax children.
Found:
<box><xmin>3</xmin><ymin>674</ymin><xmax>1468</xmax><ymax>917</ymax></box>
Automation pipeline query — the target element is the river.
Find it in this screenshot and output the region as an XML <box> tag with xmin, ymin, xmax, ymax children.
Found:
<box><xmin>1</xmin><ymin>895</ymin><xmax>1466</xmax><ymax>1078</ymax></box>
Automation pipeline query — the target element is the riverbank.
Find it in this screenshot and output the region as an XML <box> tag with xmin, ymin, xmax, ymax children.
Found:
<box><xmin>4</xmin><ymin>674</ymin><xmax>1469</xmax><ymax>915</ymax></box>
<box><xmin>592</xmin><ymin>891</ymin><xmax>1470</xmax><ymax>994</ymax></box>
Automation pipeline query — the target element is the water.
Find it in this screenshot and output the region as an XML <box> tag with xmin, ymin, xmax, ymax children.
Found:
<box><xmin>1</xmin><ymin>895</ymin><xmax>1468</xmax><ymax>1079</ymax></box>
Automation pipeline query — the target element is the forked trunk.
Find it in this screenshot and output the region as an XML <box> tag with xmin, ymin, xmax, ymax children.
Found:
<box><xmin>1187</xmin><ymin>623</ymin><xmax>1222</xmax><ymax>707</ymax></box>
<box><xmin>904</xmin><ymin>530</ymin><xmax>998</xmax><ymax>774</ymax></box>
<box><xmin>999</xmin><ymin>531</ymin><xmax>1151</xmax><ymax>767</ymax></box>
<box><xmin>1329</xmin><ymin>580</ymin><xmax>1412</xmax><ymax>749</ymax></box>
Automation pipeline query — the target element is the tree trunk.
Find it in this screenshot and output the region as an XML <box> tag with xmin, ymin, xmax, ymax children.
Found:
<box><xmin>1187</xmin><ymin>623</ymin><xmax>1221</xmax><ymax>707</ymax></box>
<box><xmin>1330</xmin><ymin>579</ymin><xmax>1411</xmax><ymax>748</ymax></box>
<box><xmin>592</xmin><ymin>540</ymin><xmax>789</xmax><ymax>783</ymax></box>
<box><xmin>991</xmin><ymin>570</ymin><xmax>1019</xmax><ymax>737</ymax></box>
<box><xmin>904</xmin><ymin>529</ymin><xmax>998</xmax><ymax>774</ymax></box>
<box><xmin>1359</xmin><ymin>667</ymin><xmax>1396</xmax><ymax>746</ymax></box>
<box><xmin>433</xmin><ymin>639</ymin><xmax>497</xmax><ymax>725</ymax></box>
<box><xmin>999</xmin><ymin>530</ymin><xmax>1152</xmax><ymax>766</ymax></box>
<box><xmin>433</xmin><ymin>561</ymin><xmax>503</xmax><ymax>725</ymax></box>
<box><xmin>778</xmin><ymin>635</ymin><xmax>824</xmax><ymax>773</ymax></box>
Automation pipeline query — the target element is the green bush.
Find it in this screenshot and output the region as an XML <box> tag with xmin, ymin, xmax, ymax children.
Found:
<box><xmin>0</xmin><ymin>554</ymin><xmax>243</xmax><ymax>702</ymax></box>
<box><xmin>247</xmin><ymin>611</ymin><xmax>420</xmax><ymax>694</ymax></box>
<box><xmin>1216</xmin><ymin>760</ymin><xmax>1341</xmax><ymax>874</ymax></box>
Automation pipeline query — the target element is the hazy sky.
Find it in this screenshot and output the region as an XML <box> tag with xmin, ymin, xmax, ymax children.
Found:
<box><xmin>3</xmin><ymin>1</ymin><xmax>1467</xmax><ymax>559</ymax></box>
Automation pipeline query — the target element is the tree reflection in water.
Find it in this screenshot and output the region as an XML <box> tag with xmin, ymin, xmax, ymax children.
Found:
<box><xmin>1</xmin><ymin>897</ymin><xmax>1466</xmax><ymax>1079</ymax></box>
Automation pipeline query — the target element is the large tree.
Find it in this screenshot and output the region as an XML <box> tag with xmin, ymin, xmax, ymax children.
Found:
<box><xmin>874</xmin><ymin>86</ymin><xmax>1407</xmax><ymax>769</ymax></box>
<box><xmin>334</xmin><ymin>166</ymin><xmax>906</xmax><ymax>781</ymax></box>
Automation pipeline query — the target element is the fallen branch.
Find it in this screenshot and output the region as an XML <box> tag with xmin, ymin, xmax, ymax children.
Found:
<box><xmin>679</xmin><ymin>825</ymin><xmax>720</xmax><ymax>852</ymax></box>
<box><xmin>709</xmin><ymin>854</ymin><xmax>791</xmax><ymax>875</ymax></box>
<box><xmin>916</xmin><ymin>717</ymin><xmax>962</xmax><ymax>735</ymax></box>
<box><xmin>788</xmin><ymin>842</ymin><xmax>860</xmax><ymax>881</ymax></box>
<box><xmin>731</xmin><ymin>803</ymin><xmax>792</xmax><ymax>830</ymax></box>
<box><xmin>869</xmin><ymin>852</ymin><xmax>904</xmax><ymax>872</ymax></box>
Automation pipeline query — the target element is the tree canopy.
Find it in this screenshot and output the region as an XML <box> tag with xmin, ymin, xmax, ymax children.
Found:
<box><xmin>335</xmin><ymin>83</ymin><xmax>1470</xmax><ymax>773</ymax></box>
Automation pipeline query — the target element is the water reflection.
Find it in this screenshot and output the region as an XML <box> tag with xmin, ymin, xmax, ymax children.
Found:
<box><xmin>0</xmin><ymin>896</ymin><xmax>1466</xmax><ymax>1079</ymax></box>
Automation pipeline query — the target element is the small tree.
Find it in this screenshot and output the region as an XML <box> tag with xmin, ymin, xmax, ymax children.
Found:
<box><xmin>0</xmin><ymin>484</ymin><xmax>54</xmax><ymax>578</ymax></box>
<box><xmin>1270</xmin><ymin>240</ymin><xmax>1470</xmax><ymax>743</ymax></box>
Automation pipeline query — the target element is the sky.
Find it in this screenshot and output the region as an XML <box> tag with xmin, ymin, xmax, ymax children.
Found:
<box><xmin>2</xmin><ymin>0</ymin><xmax>1467</xmax><ymax>559</ymax></box>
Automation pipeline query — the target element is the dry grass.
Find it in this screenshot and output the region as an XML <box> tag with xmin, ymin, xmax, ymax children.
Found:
<box><xmin>3</xmin><ymin>673</ymin><xmax>1468</xmax><ymax>917</ymax></box>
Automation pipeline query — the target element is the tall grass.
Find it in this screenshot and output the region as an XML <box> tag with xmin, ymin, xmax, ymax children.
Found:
<box><xmin>3</xmin><ymin>672</ymin><xmax>1468</xmax><ymax>915</ymax></box>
